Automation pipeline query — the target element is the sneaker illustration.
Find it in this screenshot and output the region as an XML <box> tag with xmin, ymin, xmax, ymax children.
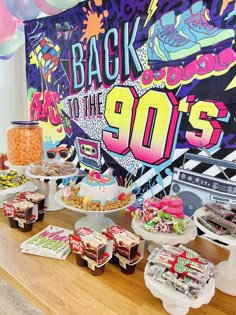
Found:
<box><xmin>147</xmin><ymin>10</ymin><xmax>201</xmax><ymax>66</ymax></box>
<box><xmin>175</xmin><ymin>0</ymin><xmax>235</xmax><ymax>49</ymax></box>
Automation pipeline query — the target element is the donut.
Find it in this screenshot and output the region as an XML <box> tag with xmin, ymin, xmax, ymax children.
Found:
<box><xmin>143</xmin><ymin>197</ymin><xmax>162</xmax><ymax>210</ymax></box>
<box><xmin>162</xmin><ymin>205</ymin><xmax>185</xmax><ymax>218</ymax></box>
<box><xmin>162</xmin><ymin>195</ymin><xmax>183</xmax><ymax>207</ymax></box>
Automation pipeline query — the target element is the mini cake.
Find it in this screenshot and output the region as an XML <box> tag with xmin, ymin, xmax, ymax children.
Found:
<box><xmin>70</xmin><ymin>227</ymin><xmax>112</xmax><ymax>276</ymax></box>
<box><xmin>62</xmin><ymin>169</ymin><xmax>132</xmax><ymax>211</ymax></box>
<box><xmin>17</xmin><ymin>191</ymin><xmax>46</xmax><ymax>221</ymax></box>
<box><xmin>3</xmin><ymin>198</ymin><xmax>34</xmax><ymax>221</ymax></box>
<box><xmin>102</xmin><ymin>225</ymin><xmax>144</xmax><ymax>274</ymax></box>
<box><xmin>78</xmin><ymin>169</ymin><xmax>119</xmax><ymax>205</ymax></box>
<box><xmin>3</xmin><ymin>198</ymin><xmax>37</xmax><ymax>232</ymax></box>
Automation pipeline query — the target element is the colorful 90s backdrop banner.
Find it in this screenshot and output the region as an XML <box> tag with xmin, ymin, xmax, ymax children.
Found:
<box><xmin>25</xmin><ymin>0</ymin><xmax>236</xmax><ymax>212</ymax></box>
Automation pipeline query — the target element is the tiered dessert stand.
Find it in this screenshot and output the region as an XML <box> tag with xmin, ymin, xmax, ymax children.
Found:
<box><xmin>25</xmin><ymin>168</ymin><xmax>80</xmax><ymax>211</ymax></box>
<box><xmin>131</xmin><ymin>217</ymin><xmax>198</xmax><ymax>253</ymax></box>
<box><xmin>54</xmin><ymin>185</ymin><xmax>136</xmax><ymax>231</ymax></box>
<box><xmin>194</xmin><ymin>207</ymin><xmax>236</xmax><ymax>296</ymax></box>
<box><xmin>144</xmin><ymin>266</ymin><xmax>215</xmax><ymax>315</ymax></box>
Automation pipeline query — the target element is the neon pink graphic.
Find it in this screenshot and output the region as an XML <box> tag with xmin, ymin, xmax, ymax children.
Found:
<box><xmin>103</xmin><ymin>87</ymin><xmax>180</xmax><ymax>165</ymax></box>
<box><xmin>142</xmin><ymin>47</ymin><xmax>236</xmax><ymax>88</ymax></box>
<box><xmin>179</xmin><ymin>96</ymin><xmax>229</xmax><ymax>148</ymax></box>
<box><xmin>130</xmin><ymin>90</ymin><xmax>180</xmax><ymax>164</ymax></box>
<box><xmin>30</xmin><ymin>90</ymin><xmax>62</xmax><ymax>125</ymax></box>
<box><xmin>103</xmin><ymin>86</ymin><xmax>138</xmax><ymax>155</ymax></box>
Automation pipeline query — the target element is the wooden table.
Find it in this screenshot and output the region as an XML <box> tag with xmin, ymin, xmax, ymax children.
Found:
<box><xmin>0</xmin><ymin>208</ymin><xmax>235</xmax><ymax>315</ymax></box>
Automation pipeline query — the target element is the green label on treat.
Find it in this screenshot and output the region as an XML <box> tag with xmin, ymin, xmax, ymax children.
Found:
<box><xmin>174</xmin><ymin>263</ymin><xmax>193</xmax><ymax>274</ymax></box>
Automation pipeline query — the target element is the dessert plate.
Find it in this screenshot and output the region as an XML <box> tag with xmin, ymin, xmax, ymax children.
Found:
<box><xmin>194</xmin><ymin>206</ymin><xmax>236</xmax><ymax>296</ymax></box>
<box><xmin>0</xmin><ymin>182</ymin><xmax>28</xmax><ymax>196</ymax></box>
<box><xmin>25</xmin><ymin>166</ymin><xmax>82</xmax><ymax>211</ymax></box>
<box><xmin>0</xmin><ymin>182</ymin><xmax>28</xmax><ymax>207</ymax></box>
<box><xmin>55</xmin><ymin>185</ymin><xmax>136</xmax><ymax>231</ymax></box>
<box><xmin>194</xmin><ymin>207</ymin><xmax>236</xmax><ymax>246</ymax></box>
<box><xmin>132</xmin><ymin>216</ymin><xmax>197</xmax><ymax>252</ymax></box>
<box><xmin>54</xmin><ymin>185</ymin><xmax>136</xmax><ymax>214</ymax></box>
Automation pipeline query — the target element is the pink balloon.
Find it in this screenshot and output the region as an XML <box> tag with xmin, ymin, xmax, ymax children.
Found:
<box><xmin>0</xmin><ymin>1</ymin><xmax>17</xmax><ymax>44</ymax></box>
<box><xmin>34</xmin><ymin>0</ymin><xmax>63</xmax><ymax>15</ymax></box>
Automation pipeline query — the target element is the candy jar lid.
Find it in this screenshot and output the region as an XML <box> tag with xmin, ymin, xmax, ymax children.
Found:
<box><xmin>10</xmin><ymin>121</ymin><xmax>39</xmax><ymax>126</ymax></box>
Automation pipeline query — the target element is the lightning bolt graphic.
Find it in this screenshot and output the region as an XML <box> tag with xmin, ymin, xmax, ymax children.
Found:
<box><xmin>144</xmin><ymin>0</ymin><xmax>159</xmax><ymax>28</ymax></box>
<box><xmin>225</xmin><ymin>76</ymin><xmax>236</xmax><ymax>90</ymax></box>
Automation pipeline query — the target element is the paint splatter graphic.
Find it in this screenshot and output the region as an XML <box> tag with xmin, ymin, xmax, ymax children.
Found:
<box><xmin>81</xmin><ymin>0</ymin><xmax>108</xmax><ymax>43</ymax></box>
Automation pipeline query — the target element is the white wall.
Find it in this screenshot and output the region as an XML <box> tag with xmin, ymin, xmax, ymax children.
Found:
<box><xmin>0</xmin><ymin>45</ymin><xmax>28</xmax><ymax>153</ymax></box>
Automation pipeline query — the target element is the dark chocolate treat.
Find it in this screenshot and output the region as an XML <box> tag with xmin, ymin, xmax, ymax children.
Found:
<box><xmin>37</xmin><ymin>199</ymin><xmax>45</xmax><ymax>212</ymax></box>
<box><xmin>118</xmin><ymin>244</ymin><xmax>138</xmax><ymax>261</ymax></box>
<box><xmin>8</xmin><ymin>217</ymin><xmax>18</xmax><ymax>228</ymax></box>
<box><xmin>120</xmin><ymin>264</ymin><xmax>136</xmax><ymax>275</ymax></box>
<box><xmin>109</xmin><ymin>255</ymin><xmax>119</xmax><ymax>265</ymax></box>
<box><xmin>90</xmin><ymin>265</ymin><xmax>105</xmax><ymax>276</ymax></box>
<box><xmin>36</xmin><ymin>211</ymin><xmax>45</xmax><ymax>222</ymax></box>
<box><xmin>85</xmin><ymin>244</ymin><xmax>105</xmax><ymax>262</ymax></box>
<box><xmin>19</xmin><ymin>222</ymin><xmax>33</xmax><ymax>232</ymax></box>
<box><xmin>75</xmin><ymin>253</ymin><xmax>87</xmax><ymax>266</ymax></box>
<box><xmin>16</xmin><ymin>207</ymin><xmax>33</xmax><ymax>221</ymax></box>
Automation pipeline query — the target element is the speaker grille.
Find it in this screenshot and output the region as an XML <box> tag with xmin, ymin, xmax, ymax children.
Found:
<box><xmin>177</xmin><ymin>191</ymin><xmax>203</xmax><ymax>217</ymax></box>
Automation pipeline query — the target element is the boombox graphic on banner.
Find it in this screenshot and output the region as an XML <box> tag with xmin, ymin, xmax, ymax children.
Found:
<box><xmin>170</xmin><ymin>153</ymin><xmax>236</xmax><ymax>215</ymax></box>
<box><xmin>24</xmin><ymin>0</ymin><xmax>236</xmax><ymax>206</ymax></box>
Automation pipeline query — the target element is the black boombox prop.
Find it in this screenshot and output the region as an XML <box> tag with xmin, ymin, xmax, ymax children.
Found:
<box><xmin>170</xmin><ymin>153</ymin><xmax>236</xmax><ymax>217</ymax></box>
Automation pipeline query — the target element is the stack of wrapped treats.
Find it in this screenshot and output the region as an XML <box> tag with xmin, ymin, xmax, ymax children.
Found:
<box><xmin>146</xmin><ymin>243</ymin><xmax>216</xmax><ymax>299</ymax></box>
<box><xmin>133</xmin><ymin>195</ymin><xmax>187</xmax><ymax>234</ymax></box>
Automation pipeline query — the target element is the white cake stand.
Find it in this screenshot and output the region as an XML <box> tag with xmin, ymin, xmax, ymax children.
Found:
<box><xmin>25</xmin><ymin>168</ymin><xmax>80</xmax><ymax>211</ymax></box>
<box><xmin>4</xmin><ymin>161</ymin><xmax>37</xmax><ymax>192</ymax></box>
<box><xmin>144</xmin><ymin>264</ymin><xmax>215</xmax><ymax>315</ymax></box>
<box><xmin>194</xmin><ymin>207</ymin><xmax>236</xmax><ymax>296</ymax></box>
<box><xmin>132</xmin><ymin>217</ymin><xmax>197</xmax><ymax>253</ymax></box>
<box><xmin>54</xmin><ymin>186</ymin><xmax>136</xmax><ymax>232</ymax></box>
<box><xmin>0</xmin><ymin>182</ymin><xmax>28</xmax><ymax>207</ymax></box>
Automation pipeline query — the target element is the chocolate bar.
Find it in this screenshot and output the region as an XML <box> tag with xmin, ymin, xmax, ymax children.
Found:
<box><xmin>206</xmin><ymin>212</ymin><xmax>236</xmax><ymax>236</ymax></box>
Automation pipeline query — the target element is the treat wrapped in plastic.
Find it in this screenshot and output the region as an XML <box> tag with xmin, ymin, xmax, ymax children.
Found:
<box><xmin>198</xmin><ymin>201</ymin><xmax>236</xmax><ymax>237</ymax></box>
<box><xmin>146</xmin><ymin>243</ymin><xmax>216</xmax><ymax>299</ymax></box>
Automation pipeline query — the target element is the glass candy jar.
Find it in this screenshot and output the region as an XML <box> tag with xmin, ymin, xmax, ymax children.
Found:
<box><xmin>7</xmin><ymin>121</ymin><xmax>43</xmax><ymax>166</ymax></box>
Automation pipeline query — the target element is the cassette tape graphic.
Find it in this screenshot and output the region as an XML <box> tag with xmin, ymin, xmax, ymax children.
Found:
<box><xmin>75</xmin><ymin>137</ymin><xmax>101</xmax><ymax>170</ymax></box>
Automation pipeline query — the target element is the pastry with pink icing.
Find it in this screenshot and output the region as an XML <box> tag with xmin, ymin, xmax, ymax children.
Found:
<box><xmin>143</xmin><ymin>197</ymin><xmax>162</xmax><ymax>210</ymax></box>
<box><xmin>161</xmin><ymin>195</ymin><xmax>184</xmax><ymax>218</ymax></box>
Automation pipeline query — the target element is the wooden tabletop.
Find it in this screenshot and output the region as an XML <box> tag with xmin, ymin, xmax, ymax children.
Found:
<box><xmin>0</xmin><ymin>208</ymin><xmax>235</xmax><ymax>315</ymax></box>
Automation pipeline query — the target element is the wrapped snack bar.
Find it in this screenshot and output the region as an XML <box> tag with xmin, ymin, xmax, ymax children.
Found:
<box><xmin>146</xmin><ymin>243</ymin><xmax>216</xmax><ymax>300</ymax></box>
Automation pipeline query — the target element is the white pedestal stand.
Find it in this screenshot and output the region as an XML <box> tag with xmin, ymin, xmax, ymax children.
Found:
<box><xmin>74</xmin><ymin>213</ymin><xmax>115</xmax><ymax>232</ymax></box>
<box><xmin>0</xmin><ymin>183</ymin><xmax>28</xmax><ymax>207</ymax></box>
<box><xmin>4</xmin><ymin>161</ymin><xmax>37</xmax><ymax>192</ymax></box>
<box><xmin>25</xmin><ymin>169</ymin><xmax>80</xmax><ymax>211</ymax></box>
<box><xmin>215</xmin><ymin>245</ymin><xmax>236</xmax><ymax>296</ymax></box>
<box><xmin>144</xmin><ymin>265</ymin><xmax>215</xmax><ymax>315</ymax></box>
<box><xmin>194</xmin><ymin>207</ymin><xmax>236</xmax><ymax>296</ymax></box>
<box><xmin>131</xmin><ymin>217</ymin><xmax>197</xmax><ymax>253</ymax></box>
